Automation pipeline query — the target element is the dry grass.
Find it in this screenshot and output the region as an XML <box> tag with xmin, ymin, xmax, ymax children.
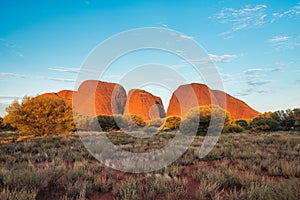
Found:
<box><xmin>0</xmin><ymin>131</ymin><xmax>299</xmax><ymax>199</ymax></box>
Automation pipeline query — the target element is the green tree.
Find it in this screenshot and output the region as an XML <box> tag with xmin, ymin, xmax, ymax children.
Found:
<box><xmin>4</xmin><ymin>96</ymin><xmax>75</xmax><ymax>136</ymax></box>
<box><xmin>271</xmin><ymin>109</ymin><xmax>295</xmax><ymax>131</ymax></box>
<box><xmin>250</xmin><ymin>117</ymin><xmax>281</xmax><ymax>132</ymax></box>
<box><xmin>180</xmin><ymin>105</ymin><xmax>231</xmax><ymax>136</ymax></box>
<box><xmin>294</xmin><ymin>108</ymin><xmax>300</xmax><ymax>131</ymax></box>
<box><xmin>235</xmin><ymin>119</ymin><xmax>249</xmax><ymax>130</ymax></box>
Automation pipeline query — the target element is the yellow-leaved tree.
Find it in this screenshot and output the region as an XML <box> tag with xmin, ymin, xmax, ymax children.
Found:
<box><xmin>180</xmin><ymin>105</ymin><xmax>231</xmax><ymax>135</ymax></box>
<box><xmin>4</xmin><ymin>96</ymin><xmax>75</xmax><ymax>136</ymax></box>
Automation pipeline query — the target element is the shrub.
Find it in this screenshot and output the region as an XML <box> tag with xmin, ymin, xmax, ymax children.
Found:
<box><xmin>162</xmin><ymin>116</ymin><xmax>181</xmax><ymax>131</ymax></box>
<box><xmin>250</xmin><ymin>117</ymin><xmax>281</xmax><ymax>132</ymax></box>
<box><xmin>294</xmin><ymin>108</ymin><xmax>300</xmax><ymax>131</ymax></box>
<box><xmin>74</xmin><ymin>115</ymin><xmax>121</xmax><ymax>132</ymax></box>
<box><xmin>147</xmin><ymin>118</ymin><xmax>165</xmax><ymax>128</ymax></box>
<box><xmin>114</xmin><ymin>114</ymin><xmax>146</xmax><ymax>131</ymax></box>
<box><xmin>180</xmin><ymin>105</ymin><xmax>231</xmax><ymax>136</ymax></box>
<box><xmin>235</xmin><ymin>119</ymin><xmax>249</xmax><ymax>130</ymax></box>
<box><xmin>0</xmin><ymin>117</ymin><xmax>15</xmax><ymax>131</ymax></box>
<box><xmin>271</xmin><ymin>110</ymin><xmax>295</xmax><ymax>131</ymax></box>
<box><xmin>4</xmin><ymin>96</ymin><xmax>75</xmax><ymax>136</ymax></box>
<box><xmin>73</xmin><ymin>115</ymin><xmax>100</xmax><ymax>131</ymax></box>
<box><xmin>223</xmin><ymin>124</ymin><xmax>244</xmax><ymax>133</ymax></box>
<box><xmin>0</xmin><ymin>117</ymin><xmax>3</xmax><ymax>128</ymax></box>
<box><xmin>97</xmin><ymin>115</ymin><xmax>120</xmax><ymax>131</ymax></box>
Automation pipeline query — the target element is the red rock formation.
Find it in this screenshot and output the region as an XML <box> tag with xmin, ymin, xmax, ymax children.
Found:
<box><xmin>211</xmin><ymin>90</ymin><xmax>259</xmax><ymax>119</ymax></box>
<box><xmin>38</xmin><ymin>80</ymin><xmax>127</xmax><ymax>116</ymax></box>
<box><xmin>39</xmin><ymin>92</ymin><xmax>59</xmax><ymax>99</ymax></box>
<box><xmin>73</xmin><ymin>80</ymin><xmax>127</xmax><ymax>116</ymax></box>
<box><xmin>167</xmin><ymin>83</ymin><xmax>260</xmax><ymax>119</ymax></box>
<box><xmin>38</xmin><ymin>81</ymin><xmax>259</xmax><ymax>120</ymax></box>
<box><xmin>124</xmin><ymin>89</ymin><xmax>166</xmax><ymax>121</ymax></box>
<box><xmin>57</xmin><ymin>90</ymin><xmax>73</xmax><ymax>105</ymax></box>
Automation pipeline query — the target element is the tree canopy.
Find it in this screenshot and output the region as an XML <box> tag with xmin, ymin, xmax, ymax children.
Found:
<box><xmin>180</xmin><ymin>105</ymin><xmax>231</xmax><ymax>135</ymax></box>
<box><xmin>4</xmin><ymin>96</ymin><xmax>75</xmax><ymax>136</ymax></box>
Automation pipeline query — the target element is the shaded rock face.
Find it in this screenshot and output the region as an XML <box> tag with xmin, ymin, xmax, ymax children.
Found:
<box><xmin>167</xmin><ymin>83</ymin><xmax>260</xmax><ymax>119</ymax></box>
<box><xmin>124</xmin><ymin>89</ymin><xmax>166</xmax><ymax>121</ymax></box>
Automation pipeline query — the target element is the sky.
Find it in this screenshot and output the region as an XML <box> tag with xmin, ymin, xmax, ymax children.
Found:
<box><xmin>0</xmin><ymin>0</ymin><xmax>300</xmax><ymax>116</ymax></box>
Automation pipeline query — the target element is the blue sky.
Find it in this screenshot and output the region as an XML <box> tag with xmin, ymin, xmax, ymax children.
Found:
<box><xmin>0</xmin><ymin>0</ymin><xmax>299</xmax><ymax>116</ymax></box>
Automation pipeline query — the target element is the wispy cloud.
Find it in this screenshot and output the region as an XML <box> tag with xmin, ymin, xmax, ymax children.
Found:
<box><xmin>246</xmin><ymin>79</ymin><xmax>272</xmax><ymax>86</ymax></box>
<box><xmin>0</xmin><ymin>72</ymin><xmax>76</xmax><ymax>83</ymax></box>
<box><xmin>235</xmin><ymin>88</ymin><xmax>269</xmax><ymax>96</ymax></box>
<box><xmin>268</xmin><ymin>35</ymin><xmax>300</xmax><ymax>50</ymax></box>
<box><xmin>268</xmin><ymin>36</ymin><xmax>289</xmax><ymax>43</ymax></box>
<box><xmin>48</xmin><ymin>67</ymin><xmax>103</xmax><ymax>75</ymax></box>
<box><xmin>48</xmin><ymin>67</ymin><xmax>80</xmax><ymax>73</ymax></box>
<box><xmin>179</xmin><ymin>34</ymin><xmax>193</xmax><ymax>40</ymax></box>
<box><xmin>208</xmin><ymin>54</ymin><xmax>238</xmax><ymax>63</ymax></box>
<box><xmin>0</xmin><ymin>96</ymin><xmax>22</xmax><ymax>100</ymax></box>
<box><xmin>220</xmin><ymin>73</ymin><xmax>235</xmax><ymax>83</ymax></box>
<box><xmin>212</xmin><ymin>4</ymin><xmax>267</xmax><ymax>36</ymax></box>
<box><xmin>235</xmin><ymin>66</ymin><xmax>283</xmax><ymax>96</ymax></box>
<box><xmin>180</xmin><ymin>52</ymin><xmax>238</xmax><ymax>66</ymax></box>
<box><xmin>243</xmin><ymin>67</ymin><xmax>283</xmax><ymax>74</ymax></box>
<box><xmin>46</xmin><ymin>77</ymin><xmax>76</xmax><ymax>83</ymax></box>
<box><xmin>0</xmin><ymin>72</ymin><xmax>28</xmax><ymax>78</ymax></box>
<box><xmin>212</xmin><ymin>2</ymin><xmax>300</xmax><ymax>37</ymax></box>
<box><xmin>272</xmin><ymin>2</ymin><xmax>300</xmax><ymax>19</ymax></box>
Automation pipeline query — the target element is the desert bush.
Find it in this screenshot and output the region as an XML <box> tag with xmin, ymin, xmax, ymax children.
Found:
<box><xmin>113</xmin><ymin>176</ymin><xmax>187</xmax><ymax>200</ymax></box>
<box><xmin>294</xmin><ymin>108</ymin><xmax>300</xmax><ymax>131</ymax></box>
<box><xmin>196</xmin><ymin>178</ymin><xmax>222</xmax><ymax>200</ymax></box>
<box><xmin>73</xmin><ymin>115</ymin><xmax>100</xmax><ymax>131</ymax></box>
<box><xmin>4</xmin><ymin>96</ymin><xmax>75</xmax><ymax>136</ymax></box>
<box><xmin>162</xmin><ymin>116</ymin><xmax>181</xmax><ymax>131</ymax></box>
<box><xmin>0</xmin><ymin>187</ymin><xmax>37</xmax><ymax>200</ymax></box>
<box><xmin>143</xmin><ymin>126</ymin><xmax>159</xmax><ymax>134</ymax></box>
<box><xmin>97</xmin><ymin>115</ymin><xmax>120</xmax><ymax>131</ymax></box>
<box><xmin>147</xmin><ymin>118</ymin><xmax>165</xmax><ymax>128</ymax></box>
<box><xmin>267</xmin><ymin>159</ymin><xmax>300</xmax><ymax>178</ymax></box>
<box><xmin>0</xmin><ymin>117</ymin><xmax>15</xmax><ymax>131</ymax></box>
<box><xmin>93</xmin><ymin>172</ymin><xmax>113</xmax><ymax>193</ymax></box>
<box><xmin>180</xmin><ymin>105</ymin><xmax>231</xmax><ymax>136</ymax></box>
<box><xmin>250</xmin><ymin>117</ymin><xmax>281</xmax><ymax>132</ymax></box>
<box><xmin>223</xmin><ymin>124</ymin><xmax>244</xmax><ymax>133</ymax></box>
<box><xmin>271</xmin><ymin>109</ymin><xmax>295</xmax><ymax>131</ymax></box>
<box><xmin>246</xmin><ymin>180</ymin><xmax>300</xmax><ymax>200</ymax></box>
<box><xmin>235</xmin><ymin>119</ymin><xmax>249</xmax><ymax>130</ymax></box>
<box><xmin>113</xmin><ymin>178</ymin><xmax>143</xmax><ymax>200</ymax></box>
<box><xmin>114</xmin><ymin>114</ymin><xmax>146</xmax><ymax>131</ymax></box>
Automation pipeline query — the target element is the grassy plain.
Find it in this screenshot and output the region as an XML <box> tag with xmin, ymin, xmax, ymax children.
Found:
<box><xmin>0</xmin><ymin>131</ymin><xmax>299</xmax><ymax>200</ymax></box>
